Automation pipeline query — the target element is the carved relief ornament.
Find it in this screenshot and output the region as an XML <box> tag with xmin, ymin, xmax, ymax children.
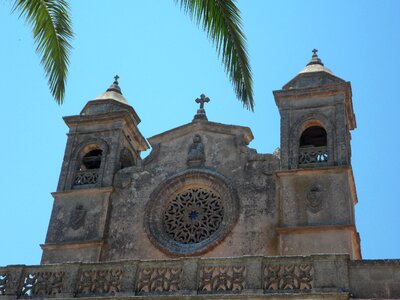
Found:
<box><xmin>306</xmin><ymin>184</ymin><xmax>324</xmax><ymax>213</ymax></box>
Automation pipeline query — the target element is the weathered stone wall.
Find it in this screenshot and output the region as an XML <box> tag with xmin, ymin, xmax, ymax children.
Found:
<box><xmin>104</xmin><ymin>121</ymin><xmax>280</xmax><ymax>261</ymax></box>
<box><xmin>277</xmin><ymin>168</ymin><xmax>355</xmax><ymax>227</ymax></box>
<box><xmin>349</xmin><ymin>260</ymin><xmax>400</xmax><ymax>299</ymax></box>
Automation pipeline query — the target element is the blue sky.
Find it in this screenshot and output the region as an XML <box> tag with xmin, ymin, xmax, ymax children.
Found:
<box><xmin>0</xmin><ymin>0</ymin><xmax>399</xmax><ymax>265</ymax></box>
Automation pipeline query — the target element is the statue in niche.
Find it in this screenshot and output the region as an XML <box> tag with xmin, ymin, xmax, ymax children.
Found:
<box><xmin>187</xmin><ymin>134</ymin><xmax>205</xmax><ymax>167</ymax></box>
<box><xmin>69</xmin><ymin>204</ymin><xmax>86</xmax><ymax>230</ymax></box>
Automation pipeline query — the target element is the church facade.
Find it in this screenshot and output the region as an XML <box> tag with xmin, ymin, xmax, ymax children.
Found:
<box><xmin>1</xmin><ymin>52</ymin><xmax>399</xmax><ymax>299</ymax></box>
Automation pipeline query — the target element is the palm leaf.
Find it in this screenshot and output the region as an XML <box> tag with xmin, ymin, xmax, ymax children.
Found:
<box><xmin>13</xmin><ymin>0</ymin><xmax>73</xmax><ymax>104</ymax></box>
<box><xmin>176</xmin><ymin>0</ymin><xmax>254</xmax><ymax>110</ymax></box>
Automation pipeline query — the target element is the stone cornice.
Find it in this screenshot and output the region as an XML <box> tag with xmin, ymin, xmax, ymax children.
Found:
<box><xmin>51</xmin><ymin>186</ymin><xmax>114</xmax><ymax>197</ymax></box>
<box><xmin>63</xmin><ymin>111</ymin><xmax>149</xmax><ymax>151</ymax></box>
<box><xmin>40</xmin><ymin>240</ymin><xmax>105</xmax><ymax>250</ymax></box>
<box><xmin>276</xmin><ymin>224</ymin><xmax>356</xmax><ymax>234</ymax></box>
<box><xmin>273</xmin><ymin>81</ymin><xmax>356</xmax><ymax>130</ymax></box>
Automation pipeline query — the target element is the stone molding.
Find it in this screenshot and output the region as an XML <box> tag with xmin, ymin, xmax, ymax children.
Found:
<box><xmin>40</xmin><ymin>240</ymin><xmax>105</xmax><ymax>251</ymax></box>
<box><xmin>276</xmin><ymin>224</ymin><xmax>357</xmax><ymax>234</ymax></box>
<box><xmin>1</xmin><ymin>255</ymin><xmax>399</xmax><ymax>298</ymax></box>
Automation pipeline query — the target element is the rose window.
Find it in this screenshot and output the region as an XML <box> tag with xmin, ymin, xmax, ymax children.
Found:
<box><xmin>164</xmin><ymin>188</ymin><xmax>224</xmax><ymax>244</ymax></box>
<box><xmin>145</xmin><ymin>170</ymin><xmax>239</xmax><ymax>255</ymax></box>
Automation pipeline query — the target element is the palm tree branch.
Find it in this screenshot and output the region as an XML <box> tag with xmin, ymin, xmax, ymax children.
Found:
<box><xmin>176</xmin><ymin>0</ymin><xmax>254</xmax><ymax>110</ymax></box>
<box><xmin>13</xmin><ymin>0</ymin><xmax>73</xmax><ymax>104</ymax></box>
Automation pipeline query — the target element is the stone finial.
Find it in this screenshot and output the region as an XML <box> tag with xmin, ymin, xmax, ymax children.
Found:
<box><xmin>307</xmin><ymin>49</ymin><xmax>324</xmax><ymax>66</ymax></box>
<box><xmin>193</xmin><ymin>94</ymin><xmax>210</xmax><ymax>121</ymax></box>
<box><xmin>106</xmin><ymin>74</ymin><xmax>122</xmax><ymax>94</ymax></box>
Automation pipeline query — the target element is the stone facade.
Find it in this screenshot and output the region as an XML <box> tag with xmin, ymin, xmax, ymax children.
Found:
<box><xmin>2</xmin><ymin>52</ymin><xmax>399</xmax><ymax>299</ymax></box>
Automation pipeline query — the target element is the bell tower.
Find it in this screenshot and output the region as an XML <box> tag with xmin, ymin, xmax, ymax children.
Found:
<box><xmin>41</xmin><ymin>76</ymin><xmax>149</xmax><ymax>263</ymax></box>
<box><xmin>274</xmin><ymin>50</ymin><xmax>361</xmax><ymax>259</ymax></box>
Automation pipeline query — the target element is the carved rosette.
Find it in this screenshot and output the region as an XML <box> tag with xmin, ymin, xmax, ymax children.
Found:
<box><xmin>20</xmin><ymin>272</ymin><xmax>65</xmax><ymax>297</ymax></box>
<box><xmin>198</xmin><ymin>265</ymin><xmax>246</xmax><ymax>293</ymax></box>
<box><xmin>145</xmin><ymin>169</ymin><xmax>239</xmax><ymax>255</ymax></box>
<box><xmin>136</xmin><ymin>267</ymin><xmax>182</xmax><ymax>294</ymax></box>
<box><xmin>263</xmin><ymin>263</ymin><xmax>313</xmax><ymax>291</ymax></box>
<box><xmin>77</xmin><ymin>269</ymin><xmax>123</xmax><ymax>295</ymax></box>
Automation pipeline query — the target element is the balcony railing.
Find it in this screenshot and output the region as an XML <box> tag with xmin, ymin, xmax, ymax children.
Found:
<box><xmin>298</xmin><ymin>146</ymin><xmax>328</xmax><ymax>165</ymax></box>
<box><xmin>73</xmin><ymin>170</ymin><xmax>99</xmax><ymax>186</ymax></box>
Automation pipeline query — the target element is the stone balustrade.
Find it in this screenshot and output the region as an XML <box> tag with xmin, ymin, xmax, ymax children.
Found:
<box><xmin>73</xmin><ymin>170</ymin><xmax>99</xmax><ymax>186</ymax></box>
<box><xmin>0</xmin><ymin>255</ymin><xmax>399</xmax><ymax>299</ymax></box>
<box><xmin>298</xmin><ymin>146</ymin><xmax>328</xmax><ymax>165</ymax></box>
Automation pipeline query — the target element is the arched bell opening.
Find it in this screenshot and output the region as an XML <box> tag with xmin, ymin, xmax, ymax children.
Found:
<box><xmin>73</xmin><ymin>146</ymin><xmax>104</xmax><ymax>187</ymax></box>
<box><xmin>298</xmin><ymin>125</ymin><xmax>328</xmax><ymax>165</ymax></box>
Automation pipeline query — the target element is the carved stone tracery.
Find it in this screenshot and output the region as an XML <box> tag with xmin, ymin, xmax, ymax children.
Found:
<box><xmin>145</xmin><ymin>169</ymin><xmax>239</xmax><ymax>255</ymax></box>
<box><xmin>264</xmin><ymin>263</ymin><xmax>313</xmax><ymax>291</ymax></box>
<box><xmin>77</xmin><ymin>269</ymin><xmax>123</xmax><ymax>295</ymax></box>
<box><xmin>164</xmin><ymin>188</ymin><xmax>224</xmax><ymax>244</ymax></box>
<box><xmin>198</xmin><ymin>265</ymin><xmax>246</xmax><ymax>293</ymax></box>
<box><xmin>136</xmin><ymin>267</ymin><xmax>182</xmax><ymax>294</ymax></box>
<box><xmin>73</xmin><ymin>170</ymin><xmax>99</xmax><ymax>186</ymax></box>
<box><xmin>20</xmin><ymin>271</ymin><xmax>65</xmax><ymax>297</ymax></box>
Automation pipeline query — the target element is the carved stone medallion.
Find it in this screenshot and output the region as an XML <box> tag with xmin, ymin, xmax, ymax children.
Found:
<box><xmin>145</xmin><ymin>169</ymin><xmax>239</xmax><ymax>256</ymax></box>
<box><xmin>306</xmin><ymin>185</ymin><xmax>324</xmax><ymax>213</ymax></box>
<box><xmin>69</xmin><ymin>204</ymin><xmax>86</xmax><ymax>230</ymax></box>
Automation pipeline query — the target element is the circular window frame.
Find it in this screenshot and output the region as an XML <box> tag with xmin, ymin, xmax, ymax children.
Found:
<box><xmin>144</xmin><ymin>169</ymin><xmax>240</xmax><ymax>256</ymax></box>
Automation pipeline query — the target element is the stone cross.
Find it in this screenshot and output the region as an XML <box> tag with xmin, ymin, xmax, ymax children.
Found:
<box><xmin>195</xmin><ymin>94</ymin><xmax>210</xmax><ymax>109</ymax></box>
<box><xmin>312</xmin><ymin>49</ymin><xmax>318</xmax><ymax>55</ymax></box>
<box><xmin>114</xmin><ymin>74</ymin><xmax>119</xmax><ymax>84</ymax></box>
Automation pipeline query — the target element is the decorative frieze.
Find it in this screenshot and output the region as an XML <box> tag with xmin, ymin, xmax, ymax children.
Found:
<box><xmin>20</xmin><ymin>271</ymin><xmax>64</xmax><ymax>297</ymax></box>
<box><xmin>264</xmin><ymin>263</ymin><xmax>313</xmax><ymax>291</ymax></box>
<box><xmin>77</xmin><ymin>269</ymin><xmax>123</xmax><ymax>295</ymax></box>
<box><xmin>0</xmin><ymin>273</ymin><xmax>8</xmax><ymax>295</ymax></box>
<box><xmin>198</xmin><ymin>265</ymin><xmax>246</xmax><ymax>293</ymax></box>
<box><xmin>0</xmin><ymin>255</ymin><xmax>381</xmax><ymax>298</ymax></box>
<box><xmin>136</xmin><ymin>267</ymin><xmax>182</xmax><ymax>294</ymax></box>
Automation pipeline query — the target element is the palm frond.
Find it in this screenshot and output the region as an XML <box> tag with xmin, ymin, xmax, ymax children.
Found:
<box><xmin>176</xmin><ymin>0</ymin><xmax>254</xmax><ymax>110</ymax></box>
<box><xmin>13</xmin><ymin>0</ymin><xmax>73</xmax><ymax>104</ymax></box>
